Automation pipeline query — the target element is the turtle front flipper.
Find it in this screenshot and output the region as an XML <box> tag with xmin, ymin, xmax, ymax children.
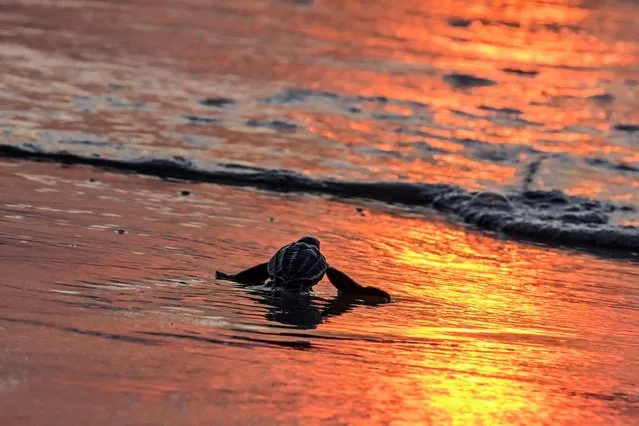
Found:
<box><xmin>326</xmin><ymin>266</ymin><xmax>391</xmax><ymax>302</ymax></box>
<box><xmin>216</xmin><ymin>262</ymin><xmax>269</xmax><ymax>285</ymax></box>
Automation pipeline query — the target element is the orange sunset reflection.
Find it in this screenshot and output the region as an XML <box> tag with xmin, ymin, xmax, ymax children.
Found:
<box><xmin>273</xmin><ymin>0</ymin><xmax>639</xmax><ymax>202</ymax></box>
<box><xmin>1</xmin><ymin>0</ymin><xmax>638</xmax><ymax>423</ymax></box>
<box><xmin>318</xmin><ymin>194</ymin><xmax>638</xmax><ymax>423</ymax></box>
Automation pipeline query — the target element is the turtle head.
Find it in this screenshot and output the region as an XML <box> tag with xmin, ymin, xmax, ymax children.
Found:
<box><xmin>298</xmin><ymin>236</ymin><xmax>320</xmax><ymax>249</ymax></box>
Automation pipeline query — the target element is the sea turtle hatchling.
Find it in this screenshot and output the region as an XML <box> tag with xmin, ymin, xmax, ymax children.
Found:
<box><xmin>215</xmin><ymin>236</ymin><xmax>391</xmax><ymax>301</ymax></box>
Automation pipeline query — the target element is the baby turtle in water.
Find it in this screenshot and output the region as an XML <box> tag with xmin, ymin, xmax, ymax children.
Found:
<box><xmin>216</xmin><ymin>236</ymin><xmax>391</xmax><ymax>301</ymax></box>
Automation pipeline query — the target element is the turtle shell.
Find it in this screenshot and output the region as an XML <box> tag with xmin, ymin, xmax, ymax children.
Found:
<box><xmin>267</xmin><ymin>239</ymin><xmax>328</xmax><ymax>288</ymax></box>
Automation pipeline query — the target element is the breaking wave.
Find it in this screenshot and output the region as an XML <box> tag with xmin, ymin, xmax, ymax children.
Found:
<box><xmin>1</xmin><ymin>143</ymin><xmax>637</xmax><ymax>254</ymax></box>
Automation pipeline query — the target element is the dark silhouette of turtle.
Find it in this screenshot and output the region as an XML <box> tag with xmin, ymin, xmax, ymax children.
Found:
<box><xmin>215</xmin><ymin>236</ymin><xmax>391</xmax><ymax>301</ymax></box>
<box><xmin>245</xmin><ymin>288</ymin><xmax>367</xmax><ymax>329</ymax></box>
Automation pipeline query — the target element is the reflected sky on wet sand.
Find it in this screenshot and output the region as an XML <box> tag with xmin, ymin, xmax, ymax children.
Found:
<box><xmin>1</xmin><ymin>160</ymin><xmax>638</xmax><ymax>424</ymax></box>
<box><xmin>1</xmin><ymin>0</ymin><xmax>638</xmax><ymax>424</ymax></box>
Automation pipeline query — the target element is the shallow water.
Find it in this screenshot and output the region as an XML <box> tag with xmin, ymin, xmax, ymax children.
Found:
<box><xmin>1</xmin><ymin>0</ymin><xmax>638</xmax><ymax>197</ymax></box>
<box><xmin>2</xmin><ymin>0</ymin><xmax>638</xmax><ymax>253</ymax></box>
<box><xmin>1</xmin><ymin>0</ymin><xmax>639</xmax><ymax>424</ymax></box>
<box><xmin>1</xmin><ymin>161</ymin><xmax>638</xmax><ymax>424</ymax></box>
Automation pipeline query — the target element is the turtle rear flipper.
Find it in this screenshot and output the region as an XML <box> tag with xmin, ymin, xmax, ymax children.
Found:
<box><xmin>216</xmin><ymin>262</ymin><xmax>269</xmax><ymax>285</ymax></box>
<box><xmin>326</xmin><ymin>266</ymin><xmax>391</xmax><ymax>301</ymax></box>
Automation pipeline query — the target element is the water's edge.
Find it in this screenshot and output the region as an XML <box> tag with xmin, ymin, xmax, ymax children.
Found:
<box><xmin>2</xmin><ymin>143</ymin><xmax>637</xmax><ymax>255</ymax></box>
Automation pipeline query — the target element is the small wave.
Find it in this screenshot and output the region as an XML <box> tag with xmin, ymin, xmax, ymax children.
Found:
<box><xmin>183</xmin><ymin>115</ymin><xmax>221</xmax><ymax>125</ymax></box>
<box><xmin>444</xmin><ymin>73</ymin><xmax>497</xmax><ymax>88</ymax></box>
<box><xmin>614</xmin><ymin>123</ymin><xmax>639</xmax><ymax>132</ymax></box>
<box><xmin>589</xmin><ymin>93</ymin><xmax>615</xmax><ymax>103</ymax></box>
<box><xmin>0</xmin><ymin>316</ymin><xmax>160</xmax><ymax>345</ymax></box>
<box><xmin>245</xmin><ymin>119</ymin><xmax>298</xmax><ymax>131</ymax></box>
<box><xmin>1</xmin><ymin>143</ymin><xmax>637</xmax><ymax>254</ymax></box>
<box><xmin>501</xmin><ymin>68</ymin><xmax>539</xmax><ymax>77</ymax></box>
<box><xmin>199</xmin><ymin>97</ymin><xmax>236</xmax><ymax>108</ymax></box>
<box><xmin>478</xmin><ymin>105</ymin><xmax>523</xmax><ymax>115</ymax></box>
<box><xmin>261</xmin><ymin>88</ymin><xmax>428</xmax><ymax>110</ymax></box>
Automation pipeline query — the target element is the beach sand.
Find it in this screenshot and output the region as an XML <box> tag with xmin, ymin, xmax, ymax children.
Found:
<box><xmin>1</xmin><ymin>159</ymin><xmax>637</xmax><ymax>424</ymax></box>
<box><xmin>2</xmin><ymin>0</ymin><xmax>639</xmax><ymax>423</ymax></box>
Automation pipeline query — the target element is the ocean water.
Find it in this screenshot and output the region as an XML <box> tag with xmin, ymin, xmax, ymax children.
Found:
<box><xmin>1</xmin><ymin>0</ymin><xmax>638</xmax><ymax>250</ymax></box>
<box><xmin>1</xmin><ymin>0</ymin><xmax>638</xmax><ymax>424</ymax></box>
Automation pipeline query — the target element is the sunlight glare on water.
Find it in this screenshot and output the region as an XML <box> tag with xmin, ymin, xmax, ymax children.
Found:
<box><xmin>1</xmin><ymin>0</ymin><xmax>637</xmax><ymax>202</ymax></box>
<box><xmin>0</xmin><ymin>0</ymin><xmax>638</xmax><ymax>424</ymax></box>
<box><xmin>0</xmin><ymin>158</ymin><xmax>638</xmax><ymax>425</ymax></box>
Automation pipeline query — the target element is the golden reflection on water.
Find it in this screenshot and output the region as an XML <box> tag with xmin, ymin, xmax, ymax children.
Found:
<box><xmin>396</xmin><ymin>237</ymin><xmax>544</xmax><ymax>423</ymax></box>
<box><xmin>1</xmin><ymin>159</ymin><xmax>638</xmax><ymax>425</ymax></box>
<box><xmin>2</xmin><ymin>0</ymin><xmax>638</xmax><ymax>201</ymax></box>
<box><xmin>289</xmin><ymin>0</ymin><xmax>638</xmax><ymax>198</ymax></box>
<box><xmin>1</xmin><ymin>0</ymin><xmax>639</xmax><ymax>422</ymax></box>
<box><xmin>382</xmin><ymin>0</ymin><xmax>632</xmax><ymax>67</ymax></box>
<box><xmin>425</xmin><ymin>371</ymin><xmax>540</xmax><ymax>425</ymax></box>
<box><xmin>327</xmin><ymin>204</ymin><xmax>638</xmax><ymax>424</ymax></box>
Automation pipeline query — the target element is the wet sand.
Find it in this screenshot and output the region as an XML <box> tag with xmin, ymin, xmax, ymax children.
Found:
<box><xmin>1</xmin><ymin>159</ymin><xmax>638</xmax><ymax>424</ymax></box>
<box><xmin>2</xmin><ymin>0</ymin><xmax>639</xmax><ymax>423</ymax></box>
